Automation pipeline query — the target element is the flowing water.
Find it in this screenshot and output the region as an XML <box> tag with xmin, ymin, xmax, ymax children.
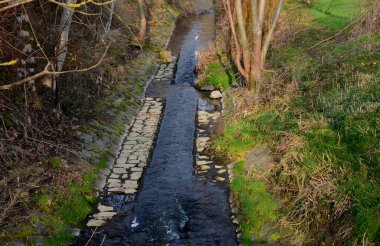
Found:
<box><xmin>75</xmin><ymin>0</ymin><xmax>236</xmax><ymax>244</ymax></box>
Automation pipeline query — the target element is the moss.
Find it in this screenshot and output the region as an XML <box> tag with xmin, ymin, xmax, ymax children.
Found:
<box><xmin>45</xmin><ymin>229</ymin><xmax>73</xmax><ymax>246</ymax></box>
<box><xmin>231</xmin><ymin>161</ymin><xmax>280</xmax><ymax>245</ymax></box>
<box><xmin>198</xmin><ymin>57</ymin><xmax>237</xmax><ymax>89</ymax></box>
<box><xmin>37</xmin><ymin>194</ymin><xmax>55</xmax><ymax>213</ymax></box>
<box><xmin>46</xmin><ymin>156</ymin><xmax>62</xmax><ymax>168</ymax></box>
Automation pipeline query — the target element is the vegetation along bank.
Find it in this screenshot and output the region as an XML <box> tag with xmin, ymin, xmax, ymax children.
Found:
<box><xmin>196</xmin><ymin>0</ymin><xmax>379</xmax><ymax>245</ymax></box>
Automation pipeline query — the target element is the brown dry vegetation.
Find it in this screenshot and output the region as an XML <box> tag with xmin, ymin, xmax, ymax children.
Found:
<box><xmin>0</xmin><ymin>0</ymin><xmax>190</xmax><ymax>243</ymax></box>
<box><xmin>212</xmin><ymin>0</ymin><xmax>380</xmax><ymax>245</ymax></box>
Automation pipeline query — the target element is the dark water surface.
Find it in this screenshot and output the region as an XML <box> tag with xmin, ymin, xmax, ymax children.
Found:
<box><xmin>75</xmin><ymin>0</ymin><xmax>236</xmax><ymax>244</ymax></box>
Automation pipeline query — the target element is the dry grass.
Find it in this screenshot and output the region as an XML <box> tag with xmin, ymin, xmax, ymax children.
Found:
<box><xmin>352</xmin><ymin>0</ymin><xmax>380</xmax><ymax>36</ymax></box>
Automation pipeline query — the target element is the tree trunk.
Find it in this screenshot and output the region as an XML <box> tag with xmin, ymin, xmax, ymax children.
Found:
<box><xmin>102</xmin><ymin>0</ymin><xmax>115</xmax><ymax>40</ymax></box>
<box><xmin>137</xmin><ymin>0</ymin><xmax>146</xmax><ymax>42</ymax></box>
<box><xmin>52</xmin><ymin>0</ymin><xmax>77</xmax><ymax>115</ymax></box>
<box><xmin>235</xmin><ymin>0</ymin><xmax>251</xmax><ymax>78</ymax></box>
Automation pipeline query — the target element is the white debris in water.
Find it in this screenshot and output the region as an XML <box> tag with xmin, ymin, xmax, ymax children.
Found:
<box><xmin>131</xmin><ymin>217</ymin><xmax>139</xmax><ymax>228</ymax></box>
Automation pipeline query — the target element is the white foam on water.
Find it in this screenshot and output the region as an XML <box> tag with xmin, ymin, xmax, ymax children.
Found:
<box><xmin>131</xmin><ymin>217</ymin><xmax>139</xmax><ymax>228</ymax></box>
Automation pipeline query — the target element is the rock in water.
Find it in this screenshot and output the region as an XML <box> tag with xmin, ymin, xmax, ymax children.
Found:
<box><xmin>159</xmin><ymin>50</ymin><xmax>173</xmax><ymax>63</ymax></box>
<box><xmin>210</xmin><ymin>90</ymin><xmax>222</xmax><ymax>99</ymax></box>
<box><xmin>200</xmin><ymin>85</ymin><xmax>215</xmax><ymax>91</ymax></box>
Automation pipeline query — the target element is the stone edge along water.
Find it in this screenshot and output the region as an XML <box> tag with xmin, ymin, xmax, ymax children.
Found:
<box><xmin>86</xmin><ymin>58</ymin><xmax>177</xmax><ymax>227</ymax></box>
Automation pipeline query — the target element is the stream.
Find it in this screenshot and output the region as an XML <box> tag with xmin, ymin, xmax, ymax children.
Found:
<box><xmin>75</xmin><ymin>0</ymin><xmax>237</xmax><ymax>244</ymax></box>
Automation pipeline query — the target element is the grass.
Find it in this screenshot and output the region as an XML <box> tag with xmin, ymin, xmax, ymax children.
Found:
<box><xmin>47</xmin><ymin>156</ymin><xmax>62</xmax><ymax>168</ymax></box>
<box><xmin>9</xmin><ymin>154</ymin><xmax>109</xmax><ymax>245</ymax></box>
<box><xmin>215</xmin><ymin>0</ymin><xmax>380</xmax><ymax>244</ymax></box>
<box><xmin>200</xmin><ymin>61</ymin><xmax>236</xmax><ymax>89</ymax></box>
<box><xmin>231</xmin><ymin>161</ymin><xmax>280</xmax><ymax>245</ymax></box>
<box><xmin>34</xmin><ymin>172</ymin><xmax>97</xmax><ymax>245</ymax></box>
<box><xmin>309</xmin><ymin>0</ymin><xmax>364</xmax><ymax>29</ymax></box>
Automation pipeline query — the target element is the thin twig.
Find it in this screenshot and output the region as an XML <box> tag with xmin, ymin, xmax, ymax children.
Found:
<box><xmin>85</xmin><ymin>227</ymin><xmax>98</xmax><ymax>246</ymax></box>
<box><xmin>0</xmin><ymin>0</ymin><xmax>34</xmax><ymax>13</ymax></box>
<box><xmin>307</xmin><ymin>12</ymin><xmax>365</xmax><ymax>50</ymax></box>
<box><xmin>100</xmin><ymin>235</ymin><xmax>106</xmax><ymax>246</ymax></box>
<box><xmin>0</xmin><ymin>41</ymin><xmax>111</xmax><ymax>90</ymax></box>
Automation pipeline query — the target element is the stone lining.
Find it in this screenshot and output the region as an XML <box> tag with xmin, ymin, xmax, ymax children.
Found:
<box><xmin>87</xmin><ymin>97</ymin><xmax>163</xmax><ymax>227</ymax></box>
<box><xmin>195</xmin><ymin>109</ymin><xmax>227</xmax><ymax>182</ymax></box>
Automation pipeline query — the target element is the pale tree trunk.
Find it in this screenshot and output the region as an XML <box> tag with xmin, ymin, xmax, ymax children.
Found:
<box><xmin>102</xmin><ymin>0</ymin><xmax>115</xmax><ymax>40</ymax></box>
<box><xmin>224</xmin><ymin>0</ymin><xmax>249</xmax><ymax>82</ymax></box>
<box><xmin>52</xmin><ymin>0</ymin><xmax>77</xmax><ymax>114</ymax></box>
<box><xmin>235</xmin><ymin>0</ymin><xmax>251</xmax><ymax>76</ymax></box>
<box><xmin>224</xmin><ymin>0</ymin><xmax>284</xmax><ymax>91</ymax></box>
<box><xmin>137</xmin><ymin>0</ymin><xmax>146</xmax><ymax>41</ymax></box>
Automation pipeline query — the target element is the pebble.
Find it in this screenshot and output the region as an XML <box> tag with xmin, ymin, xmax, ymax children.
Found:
<box><xmin>113</xmin><ymin>168</ymin><xmax>127</xmax><ymax>174</ymax></box>
<box><xmin>98</xmin><ymin>205</ymin><xmax>114</xmax><ymax>212</ymax></box>
<box><xmin>87</xmin><ymin>219</ymin><xmax>106</xmax><ymax>227</ymax></box>
<box><xmin>108</xmin><ymin>182</ymin><xmax>121</xmax><ymax>188</ymax></box>
<box><xmin>215</xmin><ymin>176</ymin><xmax>226</xmax><ymax>182</ymax></box>
<box><xmin>210</xmin><ymin>90</ymin><xmax>222</xmax><ymax>99</ymax></box>
<box><xmin>108</xmin><ymin>178</ymin><xmax>121</xmax><ymax>183</ymax></box>
<box><xmin>200</xmin><ymin>165</ymin><xmax>210</xmax><ymax>171</ymax></box>
<box><xmin>197</xmin><ymin>160</ymin><xmax>212</xmax><ymax>166</ymax></box>
<box><xmin>130</xmin><ymin>172</ymin><xmax>142</xmax><ymax>180</ymax></box>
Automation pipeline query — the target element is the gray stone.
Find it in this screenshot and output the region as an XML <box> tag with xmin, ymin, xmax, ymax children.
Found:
<box><xmin>69</xmin><ymin>228</ymin><xmax>81</xmax><ymax>237</ymax></box>
<box><xmin>113</xmin><ymin>168</ymin><xmax>127</xmax><ymax>174</ymax></box>
<box><xmin>200</xmin><ymin>165</ymin><xmax>210</xmax><ymax>171</ymax></box>
<box><xmin>93</xmin><ymin>212</ymin><xmax>117</xmax><ymax>220</ymax></box>
<box><xmin>123</xmin><ymin>183</ymin><xmax>139</xmax><ymax>189</ymax></box>
<box><xmin>108</xmin><ymin>187</ymin><xmax>126</xmax><ymax>193</ymax></box>
<box><xmin>80</xmin><ymin>133</ymin><xmax>93</xmax><ymax>143</ymax></box>
<box><xmin>100</xmin><ymin>168</ymin><xmax>111</xmax><ymax>176</ymax></box>
<box><xmin>210</xmin><ymin>90</ymin><xmax>222</xmax><ymax>99</ymax></box>
<box><xmin>215</xmin><ymin>176</ymin><xmax>226</xmax><ymax>182</ymax></box>
<box><xmin>110</xmin><ymin>174</ymin><xmax>119</xmax><ymax>179</ymax></box>
<box><xmin>98</xmin><ymin>204</ymin><xmax>114</xmax><ymax>212</ymax></box>
<box><xmin>200</xmin><ymin>85</ymin><xmax>215</xmax><ymax>91</ymax></box>
<box><xmin>197</xmin><ymin>160</ymin><xmax>212</xmax><ymax>166</ymax></box>
<box><xmin>95</xmin><ymin>175</ymin><xmax>107</xmax><ymax>190</ymax></box>
<box><xmin>108</xmin><ymin>182</ymin><xmax>122</xmax><ymax>188</ymax></box>
<box><xmin>246</xmin><ymin>147</ymin><xmax>275</xmax><ymax>174</ymax></box>
<box><xmin>124</xmin><ymin>188</ymin><xmax>137</xmax><ymax>194</ymax></box>
<box><xmin>131</xmin><ymin>167</ymin><xmax>143</xmax><ymax>172</ymax></box>
<box><xmin>115</xmin><ymin>163</ymin><xmax>135</xmax><ymax>169</ymax></box>
<box><xmin>130</xmin><ymin>172</ymin><xmax>142</xmax><ymax>180</ymax></box>
<box><xmin>108</xmin><ymin>178</ymin><xmax>121</xmax><ymax>183</ymax></box>
<box><xmin>87</xmin><ymin>219</ymin><xmax>106</xmax><ymax>227</ymax></box>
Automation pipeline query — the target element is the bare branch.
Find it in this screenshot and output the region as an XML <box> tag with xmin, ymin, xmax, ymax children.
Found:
<box><xmin>261</xmin><ymin>0</ymin><xmax>283</xmax><ymax>65</ymax></box>
<box><xmin>251</xmin><ymin>0</ymin><xmax>258</xmax><ymax>33</ymax></box>
<box><xmin>235</xmin><ymin>0</ymin><xmax>251</xmax><ymax>73</ymax></box>
<box><xmin>225</xmin><ymin>0</ymin><xmax>249</xmax><ymax>81</ymax></box>
<box><xmin>0</xmin><ymin>0</ymin><xmax>34</xmax><ymax>13</ymax></box>
<box><xmin>258</xmin><ymin>0</ymin><xmax>266</xmax><ymax>27</ymax></box>
<box><xmin>0</xmin><ymin>42</ymin><xmax>111</xmax><ymax>90</ymax></box>
<box><xmin>0</xmin><ymin>62</ymin><xmax>51</xmax><ymax>90</ymax></box>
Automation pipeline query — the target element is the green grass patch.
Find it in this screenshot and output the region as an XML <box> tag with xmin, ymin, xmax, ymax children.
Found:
<box><xmin>214</xmin><ymin>111</ymin><xmax>294</xmax><ymax>160</ymax></box>
<box><xmin>231</xmin><ymin>161</ymin><xmax>280</xmax><ymax>245</ymax></box>
<box><xmin>33</xmin><ymin>170</ymin><xmax>99</xmax><ymax>245</ymax></box>
<box><xmin>46</xmin><ymin>156</ymin><xmax>62</xmax><ymax>168</ymax></box>
<box><xmin>199</xmin><ymin>61</ymin><xmax>236</xmax><ymax>89</ymax></box>
<box><xmin>309</xmin><ymin>0</ymin><xmax>364</xmax><ymax>29</ymax></box>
